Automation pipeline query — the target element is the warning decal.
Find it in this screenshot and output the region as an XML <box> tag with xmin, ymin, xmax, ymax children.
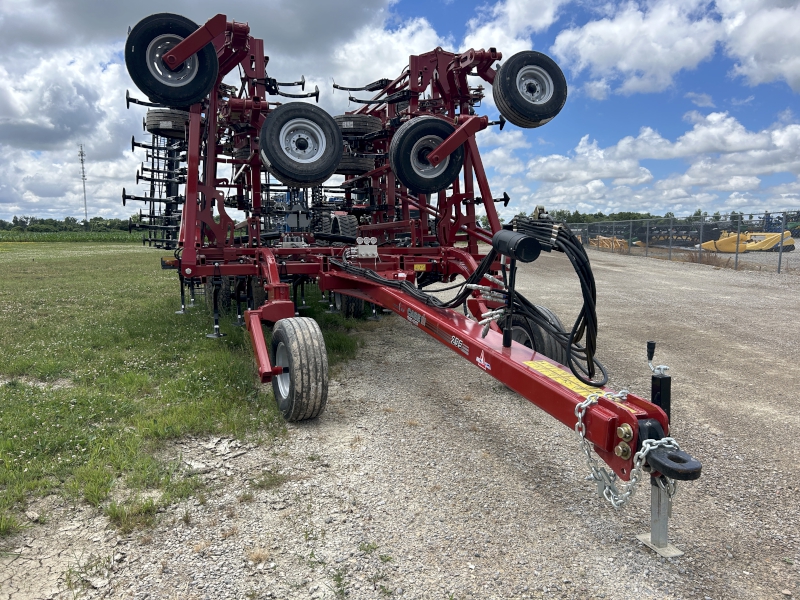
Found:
<box><xmin>524</xmin><ymin>360</ymin><xmax>602</xmax><ymax>398</ymax></box>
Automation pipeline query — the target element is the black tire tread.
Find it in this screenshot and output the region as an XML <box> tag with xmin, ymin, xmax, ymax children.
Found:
<box><xmin>336</xmin><ymin>153</ymin><xmax>376</xmax><ymax>175</ymax></box>
<box><xmin>331</xmin><ymin>215</ymin><xmax>359</xmax><ymax>237</ymax></box>
<box><xmin>145</xmin><ymin>109</ymin><xmax>189</xmax><ymax>139</ymax></box>
<box><xmin>271</xmin><ymin>317</ymin><xmax>328</xmax><ymax>421</ymax></box>
<box><xmin>334</xmin><ymin>114</ymin><xmax>382</xmax><ymax>136</ymax></box>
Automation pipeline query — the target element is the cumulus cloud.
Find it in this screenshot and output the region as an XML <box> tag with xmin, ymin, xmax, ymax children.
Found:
<box><xmin>463</xmin><ymin>0</ymin><xmax>569</xmax><ymax>56</ymax></box>
<box><xmin>551</xmin><ymin>0</ymin><xmax>721</xmax><ymax>94</ymax></box>
<box><xmin>513</xmin><ymin>111</ymin><xmax>800</xmax><ymax>215</ymax></box>
<box><xmin>719</xmin><ymin>0</ymin><xmax>800</xmax><ymax>92</ymax></box>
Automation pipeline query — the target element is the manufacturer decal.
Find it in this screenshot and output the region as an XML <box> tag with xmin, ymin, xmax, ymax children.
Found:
<box><xmin>476</xmin><ymin>350</ymin><xmax>492</xmax><ymax>371</ymax></box>
<box><xmin>450</xmin><ymin>335</ymin><xmax>470</xmax><ymax>356</ymax></box>
<box><xmin>406</xmin><ymin>307</ymin><xmax>426</xmax><ymax>327</ymax></box>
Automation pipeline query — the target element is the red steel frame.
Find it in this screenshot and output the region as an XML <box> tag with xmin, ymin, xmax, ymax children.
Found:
<box><xmin>155</xmin><ymin>15</ymin><xmax>671</xmax><ymax>482</ymax></box>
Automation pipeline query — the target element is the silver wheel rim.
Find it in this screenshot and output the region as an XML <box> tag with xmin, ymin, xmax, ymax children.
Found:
<box><xmin>275</xmin><ymin>341</ymin><xmax>291</xmax><ymax>402</ymax></box>
<box><xmin>511</xmin><ymin>325</ymin><xmax>533</xmax><ymax>349</ymax></box>
<box><xmin>146</xmin><ymin>34</ymin><xmax>199</xmax><ymax>88</ymax></box>
<box><xmin>516</xmin><ymin>65</ymin><xmax>554</xmax><ymax>105</ymax></box>
<box><xmin>410</xmin><ymin>135</ymin><xmax>449</xmax><ymax>179</ymax></box>
<box><xmin>279</xmin><ymin>118</ymin><xmax>326</xmax><ymax>164</ymax></box>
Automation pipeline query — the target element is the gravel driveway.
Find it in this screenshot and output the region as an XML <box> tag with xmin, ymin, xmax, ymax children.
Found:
<box><xmin>3</xmin><ymin>250</ymin><xmax>799</xmax><ymax>600</ymax></box>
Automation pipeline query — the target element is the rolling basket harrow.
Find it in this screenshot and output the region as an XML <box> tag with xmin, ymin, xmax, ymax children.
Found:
<box><xmin>123</xmin><ymin>12</ymin><xmax>702</xmax><ymax>555</ymax></box>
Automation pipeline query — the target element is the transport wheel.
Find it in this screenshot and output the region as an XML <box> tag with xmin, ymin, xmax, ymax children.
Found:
<box><xmin>342</xmin><ymin>295</ymin><xmax>365</xmax><ymax>319</ymax></box>
<box><xmin>492</xmin><ymin>51</ymin><xmax>567</xmax><ymax>129</ymax></box>
<box><xmin>271</xmin><ymin>317</ymin><xmax>329</xmax><ymax>421</ymax></box>
<box><xmin>334</xmin><ymin>114</ymin><xmax>382</xmax><ymax>136</ymax></box>
<box><xmin>389</xmin><ymin>116</ymin><xmax>463</xmax><ymax>194</ymax></box>
<box><xmin>145</xmin><ymin>109</ymin><xmax>189</xmax><ymax>139</ymax></box>
<box><xmin>510</xmin><ymin>306</ymin><xmax>568</xmax><ymax>365</ymax></box>
<box><xmin>335</xmin><ymin>153</ymin><xmax>376</xmax><ymax>176</ymax></box>
<box><xmin>330</xmin><ymin>214</ymin><xmax>359</xmax><ymax>237</ymax></box>
<box><xmin>125</xmin><ymin>13</ymin><xmax>219</xmax><ymax>107</ymax></box>
<box><xmin>259</xmin><ymin>103</ymin><xmax>343</xmax><ymax>187</ymax></box>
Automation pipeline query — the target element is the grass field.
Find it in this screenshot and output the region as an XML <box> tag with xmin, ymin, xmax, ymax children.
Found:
<box><xmin>0</xmin><ymin>242</ymin><xmax>366</xmax><ymax>539</ymax></box>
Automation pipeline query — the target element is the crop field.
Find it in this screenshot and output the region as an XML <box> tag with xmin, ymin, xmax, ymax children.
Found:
<box><xmin>0</xmin><ymin>243</ymin><xmax>364</xmax><ymax>539</ymax></box>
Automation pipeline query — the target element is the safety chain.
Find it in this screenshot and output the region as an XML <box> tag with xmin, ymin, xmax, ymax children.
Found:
<box><xmin>575</xmin><ymin>392</ymin><xmax>680</xmax><ymax>509</ymax></box>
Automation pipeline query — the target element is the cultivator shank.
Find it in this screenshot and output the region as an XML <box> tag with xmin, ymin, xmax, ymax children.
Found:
<box><xmin>123</xmin><ymin>12</ymin><xmax>701</xmax><ymax>555</ymax></box>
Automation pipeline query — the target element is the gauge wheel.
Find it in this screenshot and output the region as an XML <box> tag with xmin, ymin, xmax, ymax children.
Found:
<box><xmin>125</xmin><ymin>13</ymin><xmax>219</xmax><ymax>107</ymax></box>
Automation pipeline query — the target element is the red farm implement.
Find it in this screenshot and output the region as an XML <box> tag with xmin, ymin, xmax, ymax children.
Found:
<box><xmin>123</xmin><ymin>12</ymin><xmax>701</xmax><ymax>556</ymax></box>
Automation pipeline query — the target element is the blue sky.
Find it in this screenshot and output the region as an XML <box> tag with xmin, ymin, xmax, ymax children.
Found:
<box><xmin>0</xmin><ymin>0</ymin><xmax>798</xmax><ymax>221</ymax></box>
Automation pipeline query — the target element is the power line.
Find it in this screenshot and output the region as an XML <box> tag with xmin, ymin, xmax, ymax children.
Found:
<box><xmin>78</xmin><ymin>144</ymin><xmax>88</xmax><ymax>226</ymax></box>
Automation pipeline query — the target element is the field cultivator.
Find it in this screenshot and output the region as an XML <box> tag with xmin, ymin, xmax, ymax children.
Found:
<box><xmin>123</xmin><ymin>12</ymin><xmax>701</xmax><ymax>555</ymax></box>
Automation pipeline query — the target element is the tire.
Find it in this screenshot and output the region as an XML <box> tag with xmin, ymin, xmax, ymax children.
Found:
<box><xmin>335</xmin><ymin>153</ymin><xmax>376</xmax><ymax>176</ymax></box>
<box><xmin>389</xmin><ymin>116</ymin><xmax>463</xmax><ymax>194</ymax></box>
<box><xmin>492</xmin><ymin>51</ymin><xmax>567</xmax><ymax>129</ymax></box>
<box><xmin>145</xmin><ymin>109</ymin><xmax>189</xmax><ymax>139</ymax></box>
<box><xmin>125</xmin><ymin>13</ymin><xmax>219</xmax><ymax>107</ymax></box>
<box><xmin>259</xmin><ymin>103</ymin><xmax>343</xmax><ymax>187</ymax></box>
<box><xmin>204</xmin><ymin>276</ymin><xmax>232</xmax><ymax>314</ymax></box>
<box><xmin>330</xmin><ymin>214</ymin><xmax>359</xmax><ymax>237</ymax></box>
<box><xmin>342</xmin><ymin>295</ymin><xmax>364</xmax><ymax>319</ymax></box>
<box><xmin>271</xmin><ymin>317</ymin><xmax>328</xmax><ymax>421</ymax></box>
<box><xmin>510</xmin><ymin>306</ymin><xmax>568</xmax><ymax>365</ymax></box>
<box><xmin>334</xmin><ymin>114</ymin><xmax>382</xmax><ymax>136</ymax></box>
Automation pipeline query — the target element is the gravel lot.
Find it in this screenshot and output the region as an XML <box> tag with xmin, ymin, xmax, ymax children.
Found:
<box><xmin>3</xmin><ymin>250</ymin><xmax>799</xmax><ymax>600</ymax></box>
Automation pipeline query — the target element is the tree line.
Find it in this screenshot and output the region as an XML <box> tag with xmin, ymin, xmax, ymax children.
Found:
<box><xmin>0</xmin><ymin>216</ymin><xmax>133</xmax><ymax>233</ymax></box>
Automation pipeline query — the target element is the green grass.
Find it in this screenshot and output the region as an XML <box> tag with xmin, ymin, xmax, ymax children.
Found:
<box><xmin>0</xmin><ymin>231</ymin><xmax>140</xmax><ymax>243</ymax></box>
<box><xmin>0</xmin><ymin>242</ymin><xmax>374</xmax><ymax>539</ymax></box>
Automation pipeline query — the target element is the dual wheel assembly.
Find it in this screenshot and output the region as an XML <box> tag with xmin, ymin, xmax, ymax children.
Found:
<box><xmin>126</xmin><ymin>13</ymin><xmax>343</xmax><ymax>187</ymax></box>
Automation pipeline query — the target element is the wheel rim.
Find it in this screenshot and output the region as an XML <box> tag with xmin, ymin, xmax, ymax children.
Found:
<box><xmin>279</xmin><ymin>118</ymin><xmax>327</xmax><ymax>164</ymax></box>
<box><xmin>146</xmin><ymin>34</ymin><xmax>199</xmax><ymax>88</ymax></box>
<box><xmin>410</xmin><ymin>135</ymin><xmax>449</xmax><ymax>179</ymax></box>
<box><xmin>334</xmin><ymin>293</ymin><xmax>342</xmax><ymax>311</ymax></box>
<box><xmin>275</xmin><ymin>341</ymin><xmax>291</xmax><ymax>403</ymax></box>
<box><xmin>516</xmin><ymin>65</ymin><xmax>554</xmax><ymax>105</ymax></box>
<box><xmin>510</xmin><ymin>325</ymin><xmax>534</xmax><ymax>349</ymax></box>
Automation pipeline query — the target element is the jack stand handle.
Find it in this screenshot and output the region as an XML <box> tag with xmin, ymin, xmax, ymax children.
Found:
<box><xmin>647</xmin><ymin>340</ymin><xmax>656</xmax><ymax>362</ymax></box>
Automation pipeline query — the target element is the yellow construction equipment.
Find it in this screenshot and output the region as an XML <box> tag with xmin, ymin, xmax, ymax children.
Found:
<box><xmin>700</xmin><ymin>231</ymin><xmax>795</xmax><ymax>253</ymax></box>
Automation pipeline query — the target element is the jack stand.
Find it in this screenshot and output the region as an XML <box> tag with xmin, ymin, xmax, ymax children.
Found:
<box><xmin>207</xmin><ymin>277</ymin><xmax>227</xmax><ymax>339</ymax></box>
<box><xmin>368</xmin><ymin>303</ymin><xmax>381</xmax><ymax>321</ymax></box>
<box><xmin>318</xmin><ymin>290</ymin><xmax>328</xmax><ymax>304</ymax></box>
<box><xmin>636</xmin><ymin>476</ymin><xmax>683</xmax><ymax>558</ymax></box>
<box><xmin>176</xmin><ymin>274</ymin><xmax>187</xmax><ymax>314</ymax></box>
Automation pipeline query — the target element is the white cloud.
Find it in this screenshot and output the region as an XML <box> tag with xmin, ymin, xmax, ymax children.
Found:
<box><xmin>584</xmin><ymin>79</ymin><xmax>610</xmax><ymax>100</ymax></box>
<box><xmin>552</xmin><ymin>0</ymin><xmax>721</xmax><ymax>94</ymax></box>
<box><xmin>685</xmin><ymin>92</ymin><xmax>715</xmax><ymax>107</ymax></box>
<box><xmin>513</xmin><ymin>111</ymin><xmax>800</xmax><ymax>215</ymax></box>
<box><xmin>719</xmin><ymin>0</ymin><xmax>800</xmax><ymax>92</ymax></box>
<box><xmin>463</xmin><ymin>0</ymin><xmax>569</xmax><ymax>56</ymax></box>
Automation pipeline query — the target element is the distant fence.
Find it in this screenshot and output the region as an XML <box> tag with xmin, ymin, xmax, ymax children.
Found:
<box><xmin>570</xmin><ymin>210</ymin><xmax>799</xmax><ymax>274</ymax></box>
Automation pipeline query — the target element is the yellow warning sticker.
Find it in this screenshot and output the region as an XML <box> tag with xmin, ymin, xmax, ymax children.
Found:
<box><xmin>413</xmin><ymin>263</ymin><xmax>427</xmax><ymax>272</ymax></box>
<box><xmin>524</xmin><ymin>360</ymin><xmax>603</xmax><ymax>398</ymax></box>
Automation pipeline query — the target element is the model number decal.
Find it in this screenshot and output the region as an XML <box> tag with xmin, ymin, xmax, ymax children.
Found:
<box><xmin>450</xmin><ymin>335</ymin><xmax>470</xmax><ymax>355</ymax></box>
<box><xmin>406</xmin><ymin>308</ymin><xmax>426</xmax><ymax>327</ymax></box>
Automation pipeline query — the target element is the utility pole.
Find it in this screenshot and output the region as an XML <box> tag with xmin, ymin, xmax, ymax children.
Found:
<box><xmin>78</xmin><ymin>144</ymin><xmax>88</xmax><ymax>228</ymax></box>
